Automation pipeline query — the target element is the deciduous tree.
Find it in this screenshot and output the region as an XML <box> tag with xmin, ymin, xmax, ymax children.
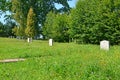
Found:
<box><xmin>43</xmin><ymin>12</ymin><xmax>70</xmax><ymax>42</ymax></box>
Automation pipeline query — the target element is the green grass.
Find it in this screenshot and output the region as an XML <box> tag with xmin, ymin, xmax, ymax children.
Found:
<box><xmin>0</xmin><ymin>37</ymin><xmax>120</xmax><ymax>80</ymax></box>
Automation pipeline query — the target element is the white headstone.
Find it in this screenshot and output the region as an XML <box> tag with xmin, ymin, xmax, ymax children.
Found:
<box><xmin>100</xmin><ymin>40</ymin><xmax>109</xmax><ymax>50</ymax></box>
<box><xmin>28</xmin><ymin>38</ymin><xmax>30</xmax><ymax>43</ymax></box>
<box><xmin>27</xmin><ymin>38</ymin><xmax>32</xmax><ymax>43</ymax></box>
<box><xmin>49</xmin><ymin>39</ymin><xmax>53</xmax><ymax>46</ymax></box>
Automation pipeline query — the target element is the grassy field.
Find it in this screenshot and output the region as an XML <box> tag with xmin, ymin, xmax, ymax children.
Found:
<box><xmin>0</xmin><ymin>37</ymin><xmax>120</xmax><ymax>80</ymax></box>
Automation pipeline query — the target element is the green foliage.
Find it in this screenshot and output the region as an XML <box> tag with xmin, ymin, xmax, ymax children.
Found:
<box><xmin>0</xmin><ymin>21</ymin><xmax>15</xmax><ymax>37</ymax></box>
<box><xmin>1</xmin><ymin>0</ymin><xmax>70</xmax><ymax>37</ymax></box>
<box><xmin>70</xmin><ymin>0</ymin><xmax>120</xmax><ymax>45</ymax></box>
<box><xmin>12</xmin><ymin>26</ymin><xmax>24</xmax><ymax>37</ymax></box>
<box><xmin>25</xmin><ymin>7</ymin><xmax>36</xmax><ymax>38</ymax></box>
<box><xmin>0</xmin><ymin>0</ymin><xmax>11</xmax><ymax>12</ymax></box>
<box><xmin>42</xmin><ymin>12</ymin><xmax>56</xmax><ymax>39</ymax></box>
<box><xmin>43</xmin><ymin>12</ymin><xmax>70</xmax><ymax>42</ymax></box>
<box><xmin>0</xmin><ymin>38</ymin><xmax>120</xmax><ymax>79</ymax></box>
<box><xmin>0</xmin><ymin>22</ymin><xmax>6</xmax><ymax>37</ymax></box>
<box><xmin>4</xmin><ymin>20</ymin><xmax>16</xmax><ymax>36</ymax></box>
<box><xmin>11</xmin><ymin>0</ymin><xmax>27</xmax><ymax>37</ymax></box>
<box><xmin>1</xmin><ymin>0</ymin><xmax>120</xmax><ymax>45</ymax></box>
<box><xmin>12</xmin><ymin>26</ymin><xmax>18</xmax><ymax>36</ymax></box>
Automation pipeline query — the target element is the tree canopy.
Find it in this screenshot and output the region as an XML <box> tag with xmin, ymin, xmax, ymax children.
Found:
<box><xmin>69</xmin><ymin>0</ymin><xmax>120</xmax><ymax>45</ymax></box>
<box><xmin>43</xmin><ymin>12</ymin><xmax>70</xmax><ymax>42</ymax></box>
<box><xmin>0</xmin><ymin>0</ymin><xmax>71</xmax><ymax>37</ymax></box>
<box><xmin>25</xmin><ymin>7</ymin><xmax>36</xmax><ymax>38</ymax></box>
<box><xmin>1</xmin><ymin>0</ymin><xmax>120</xmax><ymax>45</ymax></box>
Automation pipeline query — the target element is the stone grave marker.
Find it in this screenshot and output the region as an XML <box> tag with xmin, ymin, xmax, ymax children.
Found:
<box><xmin>28</xmin><ymin>38</ymin><xmax>30</xmax><ymax>43</ymax></box>
<box><xmin>100</xmin><ymin>40</ymin><xmax>109</xmax><ymax>50</ymax></box>
<box><xmin>49</xmin><ymin>39</ymin><xmax>53</xmax><ymax>46</ymax></box>
<box><xmin>0</xmin><ymin>58</ymin><xmax>25</xmax><ymax>63</ymax></box>
<box><xmin>27</xmin><ymin>38</ymin><xmax>32</xmax><ymax>43</ymax></box>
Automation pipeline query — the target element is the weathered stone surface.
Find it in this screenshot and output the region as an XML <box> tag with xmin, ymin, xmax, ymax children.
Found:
<box><xmin>0</xmin><ymin>58</ymin><xmax>25</xmax><ymax>63</ymax></box>
<box><xmin>27</xmin><ymin>38</ymin><xmax>32</xmax><ymax>43</ymax></box>
<box><xmin>49</xmin><ymin>39</ymin><xmax>53</xmax><ymax>46</ymax></box>
<box><xmin>100</xmin><ymin>40</ymin><xmax>109</xmax><ymax>50</ymax></box>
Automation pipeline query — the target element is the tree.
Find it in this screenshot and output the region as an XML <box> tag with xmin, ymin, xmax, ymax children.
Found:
<box><xmin>11</xmin><ymin>0</ymin><xmax>28</xmax><ymax>38</ymax></box>
<box><xmin>0</xmin><ymin>22</ymin><xmax>5</xmax><ymax>37</ymax></box>
<box><xmin>42</xmin><ymin>11</ymin><xmax>56</xmax><ymax>39</ymax></box>
<box><xmin>0</xmin><ymin>20</ymin><xmax>15</xmax><ymax>37</ymax></box>
<box><xmin>4</xmin><ymin>20</ymin><xmax>16</xmax><ymax>37</ymax></box>
<box><xmin>43</xmin><ymin>12</ymin><xmax>70</xmax><ymax>42</ymax></box>
<box><xmin>12</xmin><ymin>26</ymin><xmax>19</xmax><ymax>37</ymax></box>
<box><xmin>70</xmin><ymin>0</ymin><xmax>120</xmax><ymax>45</ymax></box>
<box><xmin>25</xmin><ymin>7</ymin><xmax>36</xmax><ymax>42</ymax></box>
<box><xmin>0</xmin><ymin>0</ymin><xmax>71</xmax><ymax>38</ymax></box>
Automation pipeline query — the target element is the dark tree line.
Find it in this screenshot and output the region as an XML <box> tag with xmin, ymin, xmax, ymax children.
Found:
<box><xmin>0</xmin><ymin>21</ymin><xmax>16</xmax><ymax>37</ymax></box>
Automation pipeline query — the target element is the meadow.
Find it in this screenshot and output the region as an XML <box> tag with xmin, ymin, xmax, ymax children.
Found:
<box><xmin>0</xmin><ymin>37</ymin><xmax>120</xmax><ymax>80</ymax></box>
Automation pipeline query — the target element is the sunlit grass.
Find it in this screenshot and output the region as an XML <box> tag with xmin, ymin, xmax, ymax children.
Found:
<box><xmin>0</xmin><ymin>37</ymin><xmax>120</xmax><ymax>80</ymax></box>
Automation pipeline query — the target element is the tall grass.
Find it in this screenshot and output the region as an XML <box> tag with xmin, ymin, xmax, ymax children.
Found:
<box><xmin>0</xmin><ymin>37</ymin><xmax>120</xmax><ymax>80</ymax></box>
